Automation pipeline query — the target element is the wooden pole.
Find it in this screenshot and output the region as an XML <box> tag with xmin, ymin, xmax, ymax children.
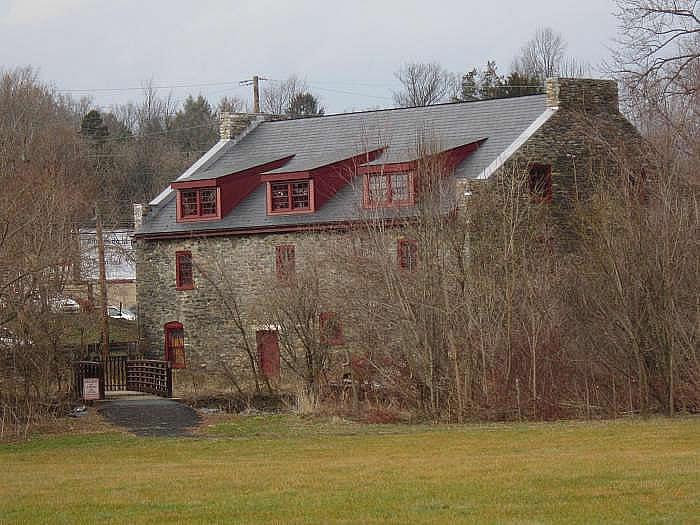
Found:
<box><xmin>253</xmin><ymin>75</ymin><xmax>260</xmax><ymax>113</ymax></box>
<box><xmin>95</xmin><ymin>205</ymin><xmax>110</xmax><ymax>361</ymax></box>
<box><xmin>241</xmin><ymin>76</ymin><xmax>265</xmax><ymax>113</ymax></box>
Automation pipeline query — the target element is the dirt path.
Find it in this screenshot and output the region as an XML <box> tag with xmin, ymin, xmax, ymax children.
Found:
<box><xmin>98</xmin><ymin>397</ymin><xmax>201</xmax><ymax>437</ymax></box>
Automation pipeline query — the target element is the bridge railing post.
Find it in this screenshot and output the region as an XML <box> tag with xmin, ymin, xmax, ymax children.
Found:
<box><xmin>166</xmin><ymin>361</ymin><xmax>173</xmax><ymax>398</ymax></box>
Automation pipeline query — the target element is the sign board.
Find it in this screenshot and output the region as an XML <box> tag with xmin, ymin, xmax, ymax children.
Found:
<box><xmin>83</xmin><ymin>378</ymin><xmax>100</xmax><ymax>400</ymax></box>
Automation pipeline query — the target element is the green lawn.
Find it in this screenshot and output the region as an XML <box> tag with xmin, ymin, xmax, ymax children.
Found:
<box><xmin>1</xmin><ymin>416</ymin><xmax>698</xmax><ymax>524</ymax></box>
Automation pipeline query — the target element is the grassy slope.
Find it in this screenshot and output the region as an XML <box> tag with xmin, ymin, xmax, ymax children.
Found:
<box><xmin>57</xmin><ymin>312</ymin><xmax>137</xmax><ymax>344</ymax></box>
<box><xmin>0</xmin><ymin>417</ymin><xmax>698</xmax><ymax>524</ymax></box>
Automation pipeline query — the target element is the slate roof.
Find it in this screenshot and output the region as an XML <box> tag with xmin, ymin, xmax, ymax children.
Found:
<box><xmin>139</xmin><ymin>95</ymin><xmax>548</xmax><ymax>237</ymax></box>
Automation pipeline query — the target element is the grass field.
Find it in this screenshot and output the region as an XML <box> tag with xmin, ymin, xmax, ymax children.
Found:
<box><xmin>1</xmin><ymin>416</ymin><xmax>698</xmax><ymax>524</ymax></box>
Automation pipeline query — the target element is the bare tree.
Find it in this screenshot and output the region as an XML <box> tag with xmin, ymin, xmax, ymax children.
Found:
<box><xmin>513</xmin><ymin>27</ymin><xmax>567</xmax><ymax>81</ymax></box>
<box><xmin>393</xmin><ymin>62</ymin><xmax>457</xmax><ymax>107</ymax></box>
<box><xmin>262</xmin><ymin>75</ymin><xmax>307</xmax><ymax>115</ymax></box>
<box><xmin>195</xmin><ymin>258</ymin><xmax>271</xmax><ymax>395</ymax></box>
<box><xmin>611</xmin><ymin>0</ymin><xmax>700</xmax><ymax>98</ymax></box>
<box><xmin>217</xmin><ymin>96</ymin><xmax>247</xmax><ymax>114</ymax></box>
<box><xmin>610</xmin><ymin>1</ymin><xmax>699</xmax><ymax>177</ymax></box>
<box><xmin>0</xmin><ymin>67</ymin><xmax>93</xmax><ymax>438</ymax></box>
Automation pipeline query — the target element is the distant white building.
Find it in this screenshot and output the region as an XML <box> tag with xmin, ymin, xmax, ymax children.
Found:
<box><xmin>79</xmin><ymin>229</ymin><xmax>135</xmax><ymax>282</ymax></box>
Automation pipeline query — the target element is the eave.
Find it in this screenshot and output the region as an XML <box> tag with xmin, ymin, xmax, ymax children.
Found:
<box><xmin>171</xmin><ymin>155</ymin><xmax>296</xmax><ymax>189</ymax></box>
<box><xmin>134</xmin><ymin>215</ymin><xmax>431</xmax><ymax>241</ymax></box>
<box><xmin>358</xmin><ymin>138</ymin><xmax>486</xmax><ymax>174</ymax></box>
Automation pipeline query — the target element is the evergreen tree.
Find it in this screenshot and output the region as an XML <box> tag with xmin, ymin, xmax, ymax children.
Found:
<box><xmin>286</xmin><ymin>92</ymin><xmax>325</xmax><ymax>118</ymax></box>
<box><xmin>458</xmin><ymin>68</ymin><xmax>479</xmax><ymax>101</ymax></box>
<box><xmin>456</xmin><ymin>61</ymin><xmax>541</xmax><ymax>101</ymax></box>
<box><xmin>170</xmin><ymin>94</ymin><xmax>217</xmax><ymax>154</ymax></box>
<box><xmin>501</xmin><ymin>71</ymin><xmax>542</xmax><ymax>98</ymax></box>
<box><xmin>80</xmin><ymin>110</ymin><xmax>109</xmax><ymax>143</ymax></box>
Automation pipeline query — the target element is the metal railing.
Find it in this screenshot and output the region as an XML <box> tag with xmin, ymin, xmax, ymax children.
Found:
<box><xmin>126</xmin><ymin>360</ymin><xmax>173</xmax><ymax>398</ymax></box>
<box><xmin>73</xmin><ymin>358</ymin><xmax>172</xmax><ymax>398</ymax></box>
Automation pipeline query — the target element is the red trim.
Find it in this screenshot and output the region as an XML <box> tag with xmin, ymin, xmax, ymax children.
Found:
<box><xmin>280</xmin><ymin>149</ymin><xmax>386</xmax><ymax>211</ymax></box>
<box><xmin>256</xmin><ymin>330</ymin><xmax>281</xmax><ymax>379</ymax></box>
<box><xmin>359</xmin><ymin>162</ymin><xmax>415</xmax><ymax>175</ymax></box>
<box><xmin>363</xmin><ymin>171</ymin><xmax>415</xmax><ymax>209</ymax></box>
<box><xmin>171</xmin><ymin>179</ymin><xmax>218</xmax><ymax>189</ymax></box>
<box><xmin>528</xmin><ymin>163</ymin><xmax>553</xmax><ymax>203</ymax></box>
<box><xmin>320</xmin><ymin>311</ymin><xmax>344</xmax><ymax>346</ymax></box>
<box><xmin>164</xmin><ymin>321</ymin><xmax>186</xmax><ymax>369</ymax></box>
<box><xmin>358</xmin><ymin>140</ymin><xmax>484</xmax><ymax>176</ymax></box>
<box><xmin>176</xmin><ymin>187</ymin><xmax>222</xmax><ymax>222</ymax></box>
<box><xmin>171</xmin><ymin>156</ymin><xmax>295</xmax><ymax>190</ymax></box>
<box><xmin>175</xmin><ymin>251</ymin><xmax>194</xmax><ymax>290</ymax></box>
<box><xmin>275</xmin><ymin>245</ymin><xmax>296</xmax><ymax>279</ymax></box>
<box><xmin>134</xmin><ymin>216</ymin><xmax>430</xmax><ymax>240</ymax></box>
<box><xmin>440</xmin><ymin>140</ymin><xmax>485</xmax><ymax>169</ymax></box>
<box><xmin>397</xmin><ymin>238</ymin><xmax>418</xmax><ymax>272</ymax></box>
<box><xmin>260</xmin><ymin>172</ymin><xmax>312</xmax><ymax>182</ymax></box>
<box><xmin>266</xmin><ymin>179</ymin><xmax>315</xmax><ymax>215</ymax></box>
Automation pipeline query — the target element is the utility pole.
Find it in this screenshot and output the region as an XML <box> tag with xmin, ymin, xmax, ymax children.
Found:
<box><xmin>95</xmin><ymin>204</ymin><xmax>110</xmax><ymax>361</ymax></box>
<box><xmin>240</xmin><ymin>75</ymin><xmax>266</xmax><ymax>113</ymax></box>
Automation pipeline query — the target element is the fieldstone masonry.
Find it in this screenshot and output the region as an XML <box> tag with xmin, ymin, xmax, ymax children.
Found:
<box><xmin>136</xmin><ymin>78</ymin><xmax>642</xmax><ymax>388</ymax></box>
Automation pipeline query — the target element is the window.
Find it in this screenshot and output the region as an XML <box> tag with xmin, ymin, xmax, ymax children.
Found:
<box><xmin>365</xmin><ymin>172</ymin><xmax>413</xmax><ymax>207</ymax></box>
<box><xmin>351</xmin><ymin>236</ymin><xmax>373</xmax><ymax>262</ymax></box>
<box><xmin>179</xmin><ymin>188</ymin><xmax>219</xmax><ymax>219</ymax></box>
<box><xmin>320</xmin><ymin>312</ymin><xmax>344</xmax><ymax>346</ymax></box>
<box><xmin>275</xmin><ymin>245</ymin><xmax>295</xmax><ymax>279</ymax></box>
<box><xmin>176</xmin><ymin>251</ymin><xmax>194</xmax><ymax>290</ymax></box>
<box><xmin>528</xmin><ymin>164</ymin><xmax>552</xmax><ymax>203</ymax></box>
<box><xmin>269</xmin><ymin>180</ymin><xmax>311</xmax><ymax>212</ymax></box>
<box><xmin>397</xmin><ymin>238</ymin><xmax>418</xmax><ymax>272</ymax></box>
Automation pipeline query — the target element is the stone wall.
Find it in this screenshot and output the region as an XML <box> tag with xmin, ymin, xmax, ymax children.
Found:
<box><xmin>459</xmin><ymin>78</ymin><xmax>643</xmax><ymax>221</ymax></box>
<box><xmin>135</xmin><ymin>228</ymin><xmax>405</xmax><ymax>388</ymax></box>
<box><xmin>137</xmin><ymin>78</ymin><xmax>643</xmax><ymax>390</ymax></box>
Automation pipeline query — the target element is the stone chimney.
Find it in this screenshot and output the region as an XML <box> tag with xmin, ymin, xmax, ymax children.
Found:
<box><xmin>545</xmin><ymin>78</ymin><xmax>619</xmax><ymax>113</ymax></box>
<box><xmin>219</xmin><ymin>112</ymin><xmax>261</xmax><ymax>140</ymax></box>
<box><xmin>133</xmin><ymin>203</ymin><xmax>149</xmax><ymax>230</ymax></box>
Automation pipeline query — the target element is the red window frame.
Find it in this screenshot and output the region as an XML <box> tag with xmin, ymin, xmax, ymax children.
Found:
<box><xmin>267</xmin><ymin>180</ymin><xmax>314</xmax><ymax>214</ymax></box>
<box><xmin>275</xmin><ymin>245</ymin><xmax>296</xmax><ymax>279</ymax></box>
<box><xmin>364</xmin><ymin>171</ymin><xmax>415</xmax><ymax>208</ymax></box>
<box><xmin>175</xmin><ymin>251</ymin><xmax>194</xmax><ymax>290</ymax></box>
<box><xmin>320</xmin><ymin>311</ymin><xmax>344</xmax><ymax>346</ymax></box>
<box><xmin>397</xmin><ymin>238</ymin><xmax>418</xmax><ymax>272</ymax></box>
<box><xmin>528</xmin><ymin>164</ymin><xmax>553</xmax><ymax>203</ymax></box>
<box><xmin>177</xmin><ymin>187</ymin><xmax>221</xmax><ymax>220</ymax></box>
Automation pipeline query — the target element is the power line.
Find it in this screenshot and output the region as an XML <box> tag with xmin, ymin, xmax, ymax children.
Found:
<box><xmin>56</xmin><ymin>80</ymin><xmax>250</xmax><ymax>94</ymax></box>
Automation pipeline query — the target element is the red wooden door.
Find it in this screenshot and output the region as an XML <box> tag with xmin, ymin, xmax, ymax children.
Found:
<box><xmin>164</xmin><ymin>321</ymin><xmax>186</xmax><ymax>369</ymax></box>
<box><xmin>256</xmin><ymin>330</ymin><xmax>280</xmax><ymax>379</ymax></box>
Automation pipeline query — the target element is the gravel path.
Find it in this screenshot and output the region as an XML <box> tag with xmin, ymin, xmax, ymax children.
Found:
<box><xmin>98</xmin><ymin>397</ymin><xmax>201</xmax><ymax>437</ymax></box>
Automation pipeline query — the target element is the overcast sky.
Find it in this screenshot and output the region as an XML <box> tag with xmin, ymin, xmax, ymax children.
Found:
<box><xmin>0</xmin><ymin>0</ymin><xmax>621</xmax><ymax>114</ymax></box>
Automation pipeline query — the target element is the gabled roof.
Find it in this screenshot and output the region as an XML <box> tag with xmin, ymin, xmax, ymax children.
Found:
<box><xmin>186</xmin><ymin>94</ymin><xmax>547</xmax><ymax>182</ymax></box>
<box><xmin>139</xmin><ymin>94</ymin><xmax>551</xmax><ymax>237</ymax></box>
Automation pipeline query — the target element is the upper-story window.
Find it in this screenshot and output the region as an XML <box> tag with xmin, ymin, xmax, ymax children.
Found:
<box><xmin>528</xmin><ymin>164</ymin><xmax>552</xmax><ymax>203</ymax></box>
<box><xmin>179</xmin><ymin>188</ymin><xmax>219</xmax><ymax>219</ymax></box>
<box><xmin>176</xmin><ymin>251</ymin><xmax>194</xmax><ymax>290</ymax></box>
<box><xmin>269</xmin><ymin>180</ymin><xmax>312</xmax><ymax>213</ymax></box>
<box><xmin>397</xmin><ymin>238</ymin><xmax>418</xmax><ymax>272</ymax></box>
<box><xmin>364</xmin><ymin>172</ymin><xmax>414</xmax><ymax>208</ymax></box>
<box><xmin>275</xmin><ymin>244</ymin><xmax>296</xmax><ymax>279</ymax></box>
<box><xmin>320</xmin><ymin>311</ymin><xmax>344</xmax><ymax>346</ymax></box>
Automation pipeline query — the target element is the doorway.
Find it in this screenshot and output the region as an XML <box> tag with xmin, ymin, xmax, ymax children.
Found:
<box><xmin>256</xmin><ymin>330</ymin><xmax>280</xmax><ymax>379</ymax></box>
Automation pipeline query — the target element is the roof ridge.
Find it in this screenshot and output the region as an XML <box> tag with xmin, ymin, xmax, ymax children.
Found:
<box><xmin>263</xmin><ymin>93</ymin><xmax>547</xmax><ymax>123</ymax></box>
